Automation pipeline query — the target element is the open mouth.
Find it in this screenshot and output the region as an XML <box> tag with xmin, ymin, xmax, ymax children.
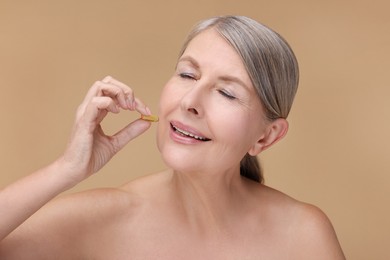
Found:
<box><xmin>170</xmin><ymin>123</ymin><xmax>211</xmax><ymax>141</ymax></box>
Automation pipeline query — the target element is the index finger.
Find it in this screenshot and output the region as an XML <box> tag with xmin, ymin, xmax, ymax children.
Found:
<box><xmin>134</xmin><ymin>97</ymin><xmax>152</xmax><ymax>116</ymax></box>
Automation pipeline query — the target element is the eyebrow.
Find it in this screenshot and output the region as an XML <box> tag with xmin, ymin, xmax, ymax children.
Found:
<box><xmin>219</xmin><ymin>75</ymin><xmax>251</xmax><ymax>91</ymax></box>
<box><xmin>177</xmin><ymin>55</ymin><xmax>200</xmax><ymax>69</ymax></box>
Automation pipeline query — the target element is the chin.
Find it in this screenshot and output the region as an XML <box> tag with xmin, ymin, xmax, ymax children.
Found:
<box><xmin>158</xmin><ymin>147</ymin><xmax>198</xmax><ymax>173</ymax></box>
<box><xmin>156</xmin><ymin>125</ymin><xmax>196</xmax><ymax>172</ymax></box>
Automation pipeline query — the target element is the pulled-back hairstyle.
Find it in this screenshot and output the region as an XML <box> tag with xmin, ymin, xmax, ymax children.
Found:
<box><xmin>178</xmin><ymin>16</ymin><xmax>299</xmax><ymax>183</ymax></box>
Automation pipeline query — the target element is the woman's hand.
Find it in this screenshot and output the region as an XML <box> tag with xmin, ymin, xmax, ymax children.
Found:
<box><xmin>59</xmin><ymin>76</ymin><xmax>152</xmax><ymax>184</ymax></box>
<box><xmin>0</xmin><ymin>76</ymin><xmax>152</xmax><ymax>242</ymax></box>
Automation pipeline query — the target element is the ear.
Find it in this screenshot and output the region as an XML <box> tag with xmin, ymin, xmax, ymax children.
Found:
<box><xmin>248</xmin><ymin>118</ymin><xmax>289</xmax><ymax>156</ymax></box>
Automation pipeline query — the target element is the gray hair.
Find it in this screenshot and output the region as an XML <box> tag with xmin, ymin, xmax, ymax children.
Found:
<box><xmin>179</xmin><ymin>16</ymin><xmax>299</xmax><ymax>183</ymax></box>
<box><xmin>179</xmin><ymin>15</ymin><xmax>299</xmax><ymax>120</ymax></box>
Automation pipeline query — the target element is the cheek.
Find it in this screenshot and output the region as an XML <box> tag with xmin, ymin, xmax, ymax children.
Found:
<box><xmin>158</xmin><ymin>82</ymin><xmax>171</xmax><ymax>114</ymax></box>
<box><xmin>215</xmin><ymin>107</ymin><xmax>250</xmax><ymax>136</ymax></box>
<box><xmin>158</xmin><ymin>79</ymin><xmax>183</xmax><ymax>115</ymax></box>
<box><xmin>212</xmin><ymin>108</ymin><xmax>263</xmax><ymax>151</ymax></box>
<box><xmin>156</xmin><ymin>84</ymin><xmax>170</xmax><ymax>149</ymax></box>
<box><xmin>156</xmin><ymin>80</ymin><xmax>181</xmax><ymax>152</ymax></box>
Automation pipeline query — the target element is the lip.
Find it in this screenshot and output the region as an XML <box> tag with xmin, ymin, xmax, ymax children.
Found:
<box><xmin>169</xmin><ymin>121</ymin><xmax>211</xmax><ymax>143</ymax></box>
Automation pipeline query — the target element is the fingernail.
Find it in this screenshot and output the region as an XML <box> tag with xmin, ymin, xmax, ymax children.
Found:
<box><xmin>126</xmin><ymin>99</ymin><xmax>132</xmax><ymax>109</ymax></box>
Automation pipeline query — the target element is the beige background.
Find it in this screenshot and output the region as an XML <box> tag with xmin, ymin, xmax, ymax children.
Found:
<box><xmin>1</xmin><ymin>0</ymin><xmax>389</xmax><ymax>259</ymax></box>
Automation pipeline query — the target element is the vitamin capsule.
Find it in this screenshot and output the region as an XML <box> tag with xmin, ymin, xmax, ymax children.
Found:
<box><xmin>140</xmin><ymin>114</ymin><xmax>159</xmax><ymax>122</ymax></box>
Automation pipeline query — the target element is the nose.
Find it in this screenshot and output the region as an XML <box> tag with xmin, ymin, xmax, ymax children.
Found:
<box><xmin>180</xmin><ymin>82</ymin><xmax>205</xmax><ymax>116</ymax></box>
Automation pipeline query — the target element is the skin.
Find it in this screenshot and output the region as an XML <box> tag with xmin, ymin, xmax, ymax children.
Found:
<box><xmin>0</xmin><ymin>29</ymin><xmax>345</xmax><ymax>259</ymax></box>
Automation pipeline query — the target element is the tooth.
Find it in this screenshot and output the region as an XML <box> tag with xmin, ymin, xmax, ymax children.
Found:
<box><xmin>172</xmin><ymin>124</ymin><xmax>206</xmax><ymax>140</ymax></box>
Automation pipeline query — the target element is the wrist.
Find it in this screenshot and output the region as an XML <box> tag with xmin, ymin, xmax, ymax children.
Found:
<box><xmin>47</xmin><ymin>157</ymin><xmax>86</xmax><ymax>192</ymax></box>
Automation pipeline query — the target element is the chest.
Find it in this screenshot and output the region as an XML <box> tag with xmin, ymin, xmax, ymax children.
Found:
<box><xmin>83</xmin><ymin>221</ymin><xmax>291</xmax><ymax>260</ymax></box>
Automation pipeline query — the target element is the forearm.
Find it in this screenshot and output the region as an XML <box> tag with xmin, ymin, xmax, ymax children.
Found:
<box><xmin>0</xmin><ymin>76</ymin><xmax>152</xmax><ymax>241</ymax></box>
<box><xmin>0</xmin><ymin>159</ymin><xmax>77</xmax><ymax>240</ymax></box>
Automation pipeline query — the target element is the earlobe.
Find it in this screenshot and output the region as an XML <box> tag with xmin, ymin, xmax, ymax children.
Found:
<box><xmin>248</xmin><ymin>118</ymin><xmax>289</xmax><ymax>156</ymax></box>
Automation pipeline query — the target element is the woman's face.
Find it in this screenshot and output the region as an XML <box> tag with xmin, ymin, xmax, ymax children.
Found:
<box><xmin>157</xmin><ymin>29</ymin><xmax>268</xmax><ymax>175</ymax></box>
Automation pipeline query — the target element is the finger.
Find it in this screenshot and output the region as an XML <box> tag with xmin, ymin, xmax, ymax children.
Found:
<box><xmin>95</xmin><ymin>109</ymin><xmax>108</xmax><ymax>126</ymax></box>
<box><xmin>102</xmin><ymin>76</ymin><xmax>135</xmax><ymax>109</ymax></box>
<box><xmin>78</xmin><ymin>81</ymin><xmax>108</xmax><ymax>116</ymax></box>
<box><xmin>111</xmin><ymin>119</ymin><xmax>151</xmax><ymax>151</ymax></box>
<box><xmin>133</xmin><ymin>97</ymin><xmax>152</xmax><ymax>115</ymax></box>
<box><xmin>102</xmin><ymin>76</ymin><xmax>131</xmax><ymax>90</ymax></box>
<box><xmin>82</xmin><ymin>78</ymin><xmax>133</xmax><ymax>111</ymax></box>
<box><xmin>98</xmin><ymin>82</ymin><xmax>132</xmax><ymax>110</ymax></box>
<box><xmin>92</xmin><ymin>96</ymin><xmax>120</xmax><ymax>114</ymax></box>
<box><xmin>82</xmin><ymin>80</ymin><xmax>105</xmax><ymax>104</ymax></box>
<box><xmin>81</xmin><ymin>96</ymin><xmax>120</xmax><ymax>128</ymax></box>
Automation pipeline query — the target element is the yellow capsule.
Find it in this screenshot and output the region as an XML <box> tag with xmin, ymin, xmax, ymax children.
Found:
<box><xmin>140</xmin><ymin>114</ymin><xmax>159</xmax><ymax>122</ymax></box>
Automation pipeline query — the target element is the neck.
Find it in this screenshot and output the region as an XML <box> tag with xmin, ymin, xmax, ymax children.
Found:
<box><xmin>169</xmin><ymin>167</ymin><xmax>251</xmax><ymax>234</ymax></box>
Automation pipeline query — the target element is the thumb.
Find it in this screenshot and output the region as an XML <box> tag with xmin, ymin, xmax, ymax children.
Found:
<box><xmin>112</xmin><ymin>119</ymin><xmax>152</xmax><ymax>150</ymax></box>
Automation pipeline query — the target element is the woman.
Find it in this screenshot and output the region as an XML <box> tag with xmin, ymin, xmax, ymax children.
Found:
<box><xmin>0</xmin><ymin>16</ymin><xmax>345</xmax><ymax>259</ymax></box>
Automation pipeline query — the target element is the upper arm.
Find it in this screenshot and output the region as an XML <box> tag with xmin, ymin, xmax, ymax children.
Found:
<box><xmin>290</xmin><ymin>203</ymin><xmax>346</xmax><ymax>260</ymax></box>
<box><xmin>0</xmin><ymin>195</ymin><xmax>89</xmax><ymax>259</ymax></box>
<box><xmin>0</xmin><ymin>188</ymin><xmax>131</xmax><ymax>260</ymax></box>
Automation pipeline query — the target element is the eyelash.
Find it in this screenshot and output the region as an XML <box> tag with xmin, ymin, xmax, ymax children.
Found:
<box><xmin>179</xmin><ymin>73</ymin><xmax>236</xmax><ymax>100</ymax></box>
<box><xmin>218</xmin><ymin>89</ymin><xmax>236</xmax><ymax>100</ymax></box>
<box><xmin>179</xmin><ymin>73</ymin><xmax>196</xmax><ymax>80</ymax></box>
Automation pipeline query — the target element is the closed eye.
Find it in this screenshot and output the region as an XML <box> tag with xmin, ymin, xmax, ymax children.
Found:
<box><xmin>218</xmin><ymin>89</ymin><xmax>236</xmax><ymax>100</ymax></box>
<box><xmin>179</xmin><ymin>73</ymin><xmax>196</xmax><ymax>80</ymax></box>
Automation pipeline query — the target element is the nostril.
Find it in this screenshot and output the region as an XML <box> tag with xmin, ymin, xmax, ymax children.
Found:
<box><xmin>187</xmin><ymin>108</ymin><xmax>199</xmax><ymax>115</ymax></box>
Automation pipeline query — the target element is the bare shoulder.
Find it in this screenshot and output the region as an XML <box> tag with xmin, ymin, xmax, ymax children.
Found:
<box><xmin>1</xmin><ymin>171</ymin><xmax>171</xmax><ymax>259</ymax></box>
<box><xmin>289</xmin><ymin>202</ymin><xmax>346</xmax><ymax>259</ymax></box>
<box><xmin>0</xmin><ymin>186</ymin><xmax>136</xmax><ymax>259</ymax></box>
<box><xmin>50</xmin><ymin>172</ymin><xmax>173</xmax><ymax>228</ymax></box>
<box><xmin>256</xmin><ymin>185</ymin><xmax>345</xmax><ymax>259</ymax></box>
